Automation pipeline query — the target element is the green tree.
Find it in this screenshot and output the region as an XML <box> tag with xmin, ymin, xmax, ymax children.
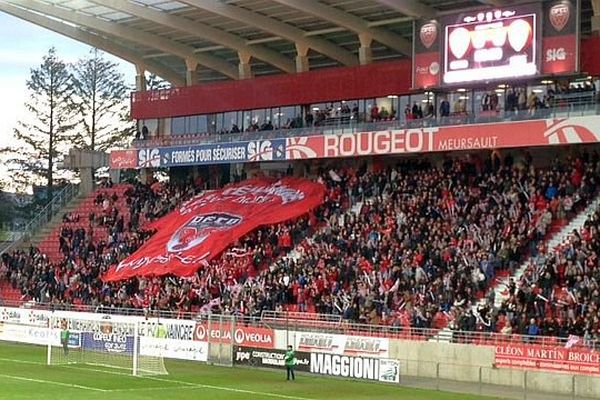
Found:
<box><xmin>72</xmin><ymin>48</ymin><xmax>134</xmax><ymax>151</ymax></box>
<box><xmin>4</xmin><ymin>47</ymin><xmax>77</xmax><ymax>199</ymax></box>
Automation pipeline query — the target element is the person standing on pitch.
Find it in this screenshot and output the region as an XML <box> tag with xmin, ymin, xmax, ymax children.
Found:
<box><xmin>60</xmin><ymin>319</ymin><xmax>70</xmax><ymax>357</ymax></box>
<box><xmin>285</xmin><ymin>345</ymin><xmax>296</xmax><ymax>381</ymax></box>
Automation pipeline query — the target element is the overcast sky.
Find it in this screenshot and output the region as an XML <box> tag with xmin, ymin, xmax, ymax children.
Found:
<box><xmin>0</xmin><ymin>11</ymin><xmax>135</xmax><ymax>150</ymax></box>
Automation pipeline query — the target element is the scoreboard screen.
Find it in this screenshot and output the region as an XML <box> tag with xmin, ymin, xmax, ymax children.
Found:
<box><xmin>443</xmin><ymin>11</ymin><xmax>538</xmax><ymax>84</ymax></box>
<box><xmin>412</xmin><ymin>1</ymin><xmax>578</xmax><ymax>89</ymax></box>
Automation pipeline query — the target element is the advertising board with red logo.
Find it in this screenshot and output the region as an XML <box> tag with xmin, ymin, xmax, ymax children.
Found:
<box><xmin>193</xmin><ymin>323</ymin><xmax>275</xmax><ymax>349</ymax></box>
<box><xmin>109</xmin><ymin>149</ymin><xmax>138</xmax><ymax>169</ymax></box>
<box><xmin>285</xmin><ymin>116</ymin><xmax>600</xmax><ymax>161</ymax></box>
<box><xmin>495</xmin><ymin>344</ymin><xmax>600</xmax><ymax>376</ymax></box>
<box><xmin>413</xmin><ymin>20</ymin><xmax>441</xmax><ymax>89</ymax></box>
<box><xmin>541</xmin><ymin>0</ymin><xmax>578</xmax><ymax>75</ymax></box>
<box><xmin>294</xmin><ymin>332</ymin><xmax>390</xmax><ymax>358</ymax></box>
<box><xmin>102</xmin><ymin>177</ymin><xmax>324</xmax><ymax>281</ymax></box>
<box><xmin>112</xmin><ymin>116</ymin><xmax>600</xmax><ymax>171</ymax></box>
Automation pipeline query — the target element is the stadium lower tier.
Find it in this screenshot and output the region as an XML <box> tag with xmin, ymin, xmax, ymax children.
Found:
<box><xmin>1</xmin><ymin>148</ymin><xmax>600</xmax><ymax>342</ymax></box>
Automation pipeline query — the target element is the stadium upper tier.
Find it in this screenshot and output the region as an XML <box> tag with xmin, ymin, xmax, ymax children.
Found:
<box><xmin>3</xmin><ymin>1</ymin><xmax>598</xmax><ymax>85</ymax></box>
<box><xmin>2</xmin><ymin>149</ymin><xmax>600</xmax><ymax>344</ymax></box>
<box><xmin>132</xmin><ymin>88</ymin><xmax>599</xmax><ymax>149</ymax></box>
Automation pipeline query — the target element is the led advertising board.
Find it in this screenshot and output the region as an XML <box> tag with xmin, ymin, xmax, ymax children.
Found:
<box><xmin>442</xmin><ymin>5</ymin><xmax>541</xmax><ymax>84</ymax></box>
<box><xmin>412</xmin><ymin>1</ymin><xmax>579</xmax><ymax>89</ymax></box>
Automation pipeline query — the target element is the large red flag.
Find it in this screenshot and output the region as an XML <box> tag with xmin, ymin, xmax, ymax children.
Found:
<box><xmin>102</xmin><ymin>177</ymin><xmax>325</xmax><ymax>281</ymax></box>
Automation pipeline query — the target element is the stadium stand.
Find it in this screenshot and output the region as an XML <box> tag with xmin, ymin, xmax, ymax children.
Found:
<box><xmin>489</xmin><ymin>200</ymin><xmax>600</xmax><ymax>343</ymax></box>
<box><xmin>1</xmin><ymin>150</ymin><xmax>599</xmax><ymax>343</ymax></box>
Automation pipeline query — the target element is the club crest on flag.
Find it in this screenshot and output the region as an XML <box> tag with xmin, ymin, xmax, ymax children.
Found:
<box><xmin>167</xmin><ymin>213</ymin><xmax>242</xmax><ymax>253</ymax></box>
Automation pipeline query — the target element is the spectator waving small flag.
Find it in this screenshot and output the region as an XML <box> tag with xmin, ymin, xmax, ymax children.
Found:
<box><xmin>565</xmin><ymin>335</ymin><xmax>581</xmax><ymax>349</ymax></box>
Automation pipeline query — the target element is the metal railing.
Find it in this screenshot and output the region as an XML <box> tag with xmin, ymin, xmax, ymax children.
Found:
<box><xmin>1</xmin><ymin>184</ymin><xmax>80</xmax><ymax>254</ymax></box>
<box><xmin>133</xmin><ymin>98</ymin><xmax>600</xmax><ymax>148</ymax></box>
<box><xmin>1</xmin><ymin>299</ymin><xmax>597</xmax><ymax>352</ymax></box>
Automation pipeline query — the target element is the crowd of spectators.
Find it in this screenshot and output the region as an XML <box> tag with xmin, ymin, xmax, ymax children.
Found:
<box><xmin>1</xmin><ymin>151</ymin><xmax>599</xmax><ymax>341</ymax></box>
<box><xmin>482</xmin><ymin>173</ymin><xmax>600</xmax><ymax>344</ymax></box>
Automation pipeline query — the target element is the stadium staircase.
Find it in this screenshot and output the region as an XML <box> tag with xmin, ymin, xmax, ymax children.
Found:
<box><xmin>2</xmin><ymin>184</ymin><xmax>82</xmax><ymax>252</ymax></box>
<box><xmin>36</xmin><ymin>184</ymin><xmax>133</xmax><ymax>263</ymax></box>
<box><xmin>484</xmin><ymin>192</ymin><xmax>600</xmax><ymax>309</ymax></box>
<box><xmin>0</xmin><ymin>184</ymin><xmax>134</xmax><ymax>304</ymax></box>
<box><xmin>429</xmin><ymin>193</ymin><xmax>600</xmax><ymax>343</ymax></box>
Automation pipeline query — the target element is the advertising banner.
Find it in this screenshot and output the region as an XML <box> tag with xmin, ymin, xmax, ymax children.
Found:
<box><xmin>0</xmin><ymin>307</ymin><xmax>23</xmax><ymax>324</ymax></box>
<box><xmin>138</xmin><ymin>319</ymin><xmax>196</xmax><ymax>341</ymax></box>
<box><xmin>440</xmin><ymin>3</ymin><xmax>542</xmax><ymax>84</ymax></box>
<box><xmin>310</xmin><ymin>353</ymin><xmax>400</xmax><ymax>383</ymax></box>
<box><xmin>24</xmin><ymin>309</ymin><xmax>50</xmax><ymax>327</ymax></box>
<box><xmin>233</xmin><ymin>346</ymin><xmax>399</xmax><ymax>383</ymax></box>
<box><xmin>413</xmin><ymin>20</ymin><xmax>441</xmax><ymax>89</ymax></box>
<box><xmin>139</xmin><ymin>336</ymin><xmax>208</xmax><ymax>361</ymax></box>
<box><xmin>109</xmin><ymin>149</ymin><xmax>138</xmax><ymax>169</ymax></box>
<box><xmin>103</xmin><ymin>177</ymin><xmax>324</xmax><ymax>281</ymax></box>
<box><xmin>294</xmin><ymin>332</ymin><xmax>390</xmax><ymax>358</ymax></box>
<box><xmin>0</xmin><ymin>323</ymin><xmax>80</xmax><ymax>348</ymax></box>
<box><xmin>541</xmin><ymin>0</ymin><xmax>578</xmax><ymax>74</ymax></box>
<box><xmin>136</xmin><ymin>138</ymin><xmax>286</xmax><ymax>168</ymax></box>
<box><xmin>285</xmin><ymin>116</ymin><xmax>600</xmax><ymax>160</ymax></box>
<box><xmin>233</xmin><ymin>346</ymin><xmax>310</xmax><ymax>371</ymax></box>
<box><xmin>495</xmin><ymin>343</ymin><xmax>600</xmax><ymax>376</ymax></box>
<box><xmin>193</xmin><ymin>323</ymin><xmax>275</xmax><ymax>349</ymax></box>
<box><xmin>82</xmin><ymin>332</ymin><xmax>134</xmax><ymax>354</ymax></box>
<box><xmin>113</xmin><ymin>116</ymin><xmax>600</xmax><ymax>170</ymax></box>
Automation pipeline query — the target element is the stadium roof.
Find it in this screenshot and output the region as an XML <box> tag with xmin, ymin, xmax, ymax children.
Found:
<box><xmin>0</xmin><ymin>0</ymin><xmax>597</xmax><ymax>86</ymax></box>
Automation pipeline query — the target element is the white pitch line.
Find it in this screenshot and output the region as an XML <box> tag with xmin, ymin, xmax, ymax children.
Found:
<box><xmin>143</xmin><ymin>375</ymin><xmax>318</xmax><ymax>400</ymax></box>
<box><xmin>0</xmin><ymin>357</ymin><xmax>40</xmax><ymax>365</ymax></box>
<box><xmin>0</xmin><ymin>372</ymin><xmax>108</xmax><ymax>392</ymax></box>
<box><xmin>0</xmin><ymin>357</ymin><xmax>317</xmax><ymax>400</ymax></box>
<box><xmin>110</xmin><ymin>385</ymin><xmax>201</xmax><ymax>393</ymax></box>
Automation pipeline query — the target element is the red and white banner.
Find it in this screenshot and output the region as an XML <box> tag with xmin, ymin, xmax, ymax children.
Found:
<box><xmin>413</xmin><ymin>20</ymin><xmax>441</xmax><ymax>89</ymax></box>
<box><xmin>295</xmin><ymin>332</ymin><xmax>390</xmax><ymax>358</ymax></box>
<box><xmin>109</xmin><ymin>149</ymin><xmax>138</xmax><ymax>169</ymax></box>
<box><xmin>286</xmin><ymin>116</ymin><xmax>600</xmax><ymax>160</ymax></box>
<box><xmin>193</xmin><ymin>323</ymin><xmax>275</xmax><ymax>349</ymax></box>
<box><xmin>542</xmin><ymin>0</ymin><xmax>578</xmax><ymax>75</ymax></box>
<box><xmin>495</xmin><ymin>344</ymin><xmax>600</xmax><ymax>376</ymax></box>
<box><xmin>103</xmin><ymin>177</ymin><xmax>324</xmax><ymax>281</ymax></box>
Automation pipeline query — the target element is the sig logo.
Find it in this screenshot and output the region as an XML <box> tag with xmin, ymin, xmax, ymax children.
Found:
<box><xmin>247</xmin><ymin>140</ymin><xmax>285</xmax><ymax>162</ymax></box>
<box><xmin>247</xmin><ymin>140</ymin><xmax>274</xmax><ymax>161</ymax></box>
<box><xmin>138</xmin><ymin>148</ymin><xmax>160</xmax><ymax>167</ymax></box>
<box><xmin>546</xmin><ymin>48</ymin><xmax>566</xmax><ymax>62</ymax></box>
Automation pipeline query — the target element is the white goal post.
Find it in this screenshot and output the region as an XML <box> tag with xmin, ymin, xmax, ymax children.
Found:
<box><xmin>47</xmin><ymin>314</ymin><xmax>168</xmax><ymax>376</ymax></box>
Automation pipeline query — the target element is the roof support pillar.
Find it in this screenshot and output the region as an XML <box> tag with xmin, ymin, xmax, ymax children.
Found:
<box><xmin>358</xmin><ymin>33</ymin><xmax>373</xmax><ymax>65</ymax></box>
<box><xmin>295</xmin><ymin>43</ymin><xmax>309</xmax><ymax>73</ymax></box>
<box><xmin>238</xmin><ymin>51</ymin><xmax>253</xmax><ymax>79</ymax></box>
<box><xmin>135</xmin><ymin>64</ymin><xmax>147</xmax><ymax>91</ymax></box>
<box><xmin>185</xmin><ymin>58</ymin><xmax>199</xmax><ymax>86</ymax></box>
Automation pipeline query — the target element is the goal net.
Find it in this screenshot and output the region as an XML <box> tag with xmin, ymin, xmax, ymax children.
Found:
<box><xmin>47</xmin><ymin>314</ymin><xmax>168</xmax><ymax>376</ymax></box>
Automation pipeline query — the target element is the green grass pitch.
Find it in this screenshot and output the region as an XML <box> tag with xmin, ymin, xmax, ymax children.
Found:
<box><xmin>0</xmin><ymin>342</ymin><xmax>500</xmax><ymax>400</ymax></box>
